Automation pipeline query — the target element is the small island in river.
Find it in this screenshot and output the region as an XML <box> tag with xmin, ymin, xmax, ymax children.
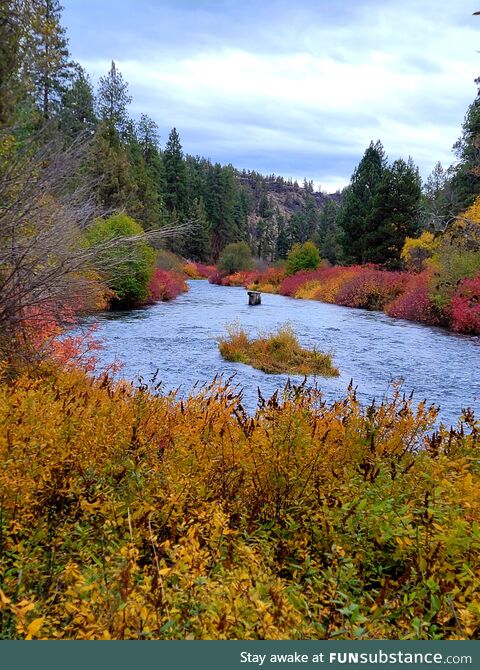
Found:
<box><xmin>218</xmin><ymin>323</ymin><xmax>340</xmax><ymax>376</ymax></box>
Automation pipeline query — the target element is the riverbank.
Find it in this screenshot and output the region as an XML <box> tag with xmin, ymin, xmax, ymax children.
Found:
<box><xmin>205</xmin><ymin>265</ymin><xmax>480</xmax><ymax>336</ymax></box>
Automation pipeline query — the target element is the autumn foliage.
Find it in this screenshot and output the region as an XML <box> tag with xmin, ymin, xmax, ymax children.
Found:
<box><xmin>218</xmin><ymin>323</ymin><xmax>339</xmax><ymax>376</ymax></box>
<box><xmin>451</xmin><ymin>274</ymin><xmax>480</xmax><ymax>334</ymax></box>
<box><xmin>146</xmin><ymin>269</ymin><xmax>188</xmax><ymax>303</ymax></box>
<box><xmin>0</xmin><ymin>367</ymin><xmax>479</xmax><ymax>639</ymax></box>
<box><xmin>215</xmin><ymin>261</ymin><xmax>480</xmax><ymax>335</ymax></box>
<box><xmin>182</xmin><ymin>262</ymin><xmax>216</xmax><ymax>279</ymax></box>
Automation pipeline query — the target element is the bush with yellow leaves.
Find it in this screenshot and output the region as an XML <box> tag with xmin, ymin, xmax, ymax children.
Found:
<box><xmin>0</xmin><ymin>366</ymin><xmax>479</xmax><ymax>639</ymax></box>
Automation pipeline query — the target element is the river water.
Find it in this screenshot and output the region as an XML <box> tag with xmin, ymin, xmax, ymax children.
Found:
<box><xmin>91</xmin><ymin>279</ymin><xmax>480</xmax><ymax>426</ymax></box>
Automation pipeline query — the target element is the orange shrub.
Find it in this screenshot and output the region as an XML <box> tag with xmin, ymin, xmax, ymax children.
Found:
<box><xmin>183</xmin><ymin>262</ymin><xmax>216</xmax><ymax>279</ymax></box>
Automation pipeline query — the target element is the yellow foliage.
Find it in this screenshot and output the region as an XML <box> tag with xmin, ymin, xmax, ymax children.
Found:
<box><xmin>401</xmin><ymin>232</ymin><xmax>439</xmax><ymax>273</ymax></box>
<box><xmin>0</xmin><ymin>366</ymin><xmax>479</xmax><ymax>639</ymax></box>
<box><xmin>218</xmin><ymin>323</ymin><xmax>339</xmax><ymax>376</ymax></box>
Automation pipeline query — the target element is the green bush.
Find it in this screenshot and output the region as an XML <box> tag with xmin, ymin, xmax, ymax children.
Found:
<box><xmin>218</xmin><ymin>241</ymin><xmax>253</xmax><ymax>274</ymax></box>
<box><xmin>85</xmin><ymin>213</ymin><xmax>155</xmax><ymax>307</ymax></box>
<box><xmin>429</xmin><ymin>246</ymin><xmax>480</xmax><ymax>310</ymax></box>
<box><xmin>286</xmin><ymin>241</ymin><xmax>321</xmax><ymax>276</ymax></box>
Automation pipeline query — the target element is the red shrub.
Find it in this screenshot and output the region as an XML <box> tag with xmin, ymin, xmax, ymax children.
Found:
<box><xmin>208</xmin><ymin>271</ymin><xmax>227</xmax><ymax>285</ymax></box>
<box><xmin>336</xmin><ymin>270</ymin><xmax>409</xmax><ymax>311</ymax></box>
<box><xmin>278</xmin><ymin>266</ymin><xmax>364</xmax><ymax>300</ymax></box>
<box><xmin>15</xmin><ymin>302</ymin><xmax>109</xmax><ymax>373</ymax></box>
<box><xmin>193</xmin><ymin>263</ymin><xmax>217</xmax><ymax>279</ymax></box>
<box><xmin>451</xmin><ymin>274</ymin><xmax>480</xmax><ymax>334</ymax></box>
<box><xmin>222</xmin><ymin>271</ymin><xmax>256</xmax><ymax>286</ymax></box>
<box><xmin>386</xmin><ymin>272</ymin><xmax>445</xmax><ymax>326</ymax></box>
<box><xmin>146</xmin><ymin>269</ymin><xmax>188</xmax><ymax>303</ymax></box>
<box><xmin>278</xmin><ymin>270</ymin><xmax>320</xmax><ymax>297</ymax></box>
<box><xmin>50</xmin><ymin>327</ymin><xmax>105</xmax><ymax>373</ymax></box>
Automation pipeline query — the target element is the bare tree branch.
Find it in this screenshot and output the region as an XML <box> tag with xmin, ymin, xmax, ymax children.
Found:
<box><xmin>0</xmin><ymin>128</ymin><xmax>191</xmax><ymax>359</ymax></box>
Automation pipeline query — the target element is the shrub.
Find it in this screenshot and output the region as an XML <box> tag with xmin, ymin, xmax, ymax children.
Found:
<box><xmin>278</xmin><ymin>266</ymin><xmax>363</xmax><ymax>302</ymax></box>
<box><xmin>218</xmin><ymin>242</ymin><xmax>253</xmax><ymax>274</ymax></box>
<box><xmin>222</xmin><ymin>271</ymin><xmax>256</xmax><ymax>287</ymax></box>
<box><xmin>146</xmin><ymin>269</ymin><xmax>188</xmax><ymax>303</ymax></box>
<box><xmin>85</xmin><ymin>214</ymin><xmax>156</xmax><ymax>307</ymax></box>
<box><xmin>195</xmin><ymin>263</ymin><xmax>217</xmax><ymax>278</ymax></box>
<box><xmin>278</xmin><ymin>270</ymin><xmax>320</xmax><ymax>297</ymax></box>
<box><xmin>428</xmin><ymin>248</ymin><xmax>480</xmax><ymax>310</ymax></box>
<box><xmin>451</xmin><ymin>273</ymin><xmax>480</xmax><ymax>334</ymax></box>
<box><xmin>401</xmin><ymin>232</ymin><xmax>439</xmax><ymax>273</ymax></box>
<box><xmin>336</xmin><ymin>269</ymin><xmax>409</xmax><ymax>311</ymax></box>
<box><xmin>386</xmin><ymin>272</ymin><xmax>445</xmax><ymax>326</ymax></box>
<box><xmin>285</xmin><ymin>241</ymin><xmax>321</xmax><ymax>276</ymax></box>
<box><xmin>208</xmin><ymin>271</ymin><xmax>227</xmax><ymax>285</ymax></box>
<box><xmin>0</xmin><ymin>367</ymin><xmax>479</xmax><ymax>639</ymax></box>
<box><xmin>311</xmin><ymin>266</ymin><xmax>363</xmax><ymax>303</ymax></box>
<box><xmin>246</xmin><ymin>267</ymin><xmax>286</xmax><ymax>293</ymax></box>
<box><xmin>218</xmin><ymin>322</ymin><xmax>339</xmax><ymax>376</ymax></box>
<box><xmin>183</xmin><ymin>262</ymin><xmax>216</xmax><ymax>279</ymax></box>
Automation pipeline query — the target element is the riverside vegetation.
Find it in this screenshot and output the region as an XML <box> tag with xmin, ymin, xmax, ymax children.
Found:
<box><xmin>218</xmin><ymin>323</ymin><xmax>339</xmax><ymax>376</ymax></box>
<box><xmin>1</xmin><ymin>0</ymin><xmax>480</xmax><ymax>641</ymax></box>
<box><xmin>0</xmin><ymin>364</ymin><xmax>479</xmax><ymax>639</ymax></box>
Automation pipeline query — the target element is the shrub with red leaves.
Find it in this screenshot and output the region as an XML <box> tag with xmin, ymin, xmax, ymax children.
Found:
<box><xmin>451</xmin><ymin>274</ymin><xmax>480</xmax><ymax>334</ymax></box>
<box><xmin>386</xmin><ymin>272</ymin><xmax>445</xmax><ymax>326</ymax></box>
<box><xmin>146</xmin><ymin>269</ymin><xmax>188</xmax><ymax>303</ymax></box>
<box><xmin>208</xmin><ymin>271</ymin><xmax>227</xmax><ymax>285</ymax></box>
<box><xmin>278</xmin><ymin>270</ymin><xmax>320</xmax><ymax>297</ymax></box>
<box><xmin>336</xmin><ymin>270</ymin><xmax>409</xmax><ymax>311</ymax></box>
<box><xmin>15</xmin><ymin>302</ymin><xmax>108</xmax><ymax>373</ymax></box>
<box><xmin>193</xmin><ymin>263</ymin><xmax>217</xmax><ymax>279</ymax></box>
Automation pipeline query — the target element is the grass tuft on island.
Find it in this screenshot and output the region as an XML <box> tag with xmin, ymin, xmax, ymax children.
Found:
<box><xmin>218</xmin><ymin>322</ymin><xmax>339</xmax><ymax>376</ymax></box>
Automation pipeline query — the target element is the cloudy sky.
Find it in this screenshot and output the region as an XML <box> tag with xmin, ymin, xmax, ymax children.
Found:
<box><xmin>62</xmin><ymin>0</ymin><xmax>479</xmax><ymax>192</ymax></box>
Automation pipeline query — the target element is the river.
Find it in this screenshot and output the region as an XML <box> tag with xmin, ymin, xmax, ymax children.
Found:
<box><xmin>91</xmin><ymin>279</ymin><xmax>480</xmax><ymax>426</ymax></box>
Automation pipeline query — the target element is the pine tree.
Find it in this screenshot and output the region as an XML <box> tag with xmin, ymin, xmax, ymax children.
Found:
<box><xmin>365</xmin><ymin>158</ymin><xmax>422</xmax><ymax>267</ymax></box>
<box><xmin>90</xmin><ymin>122</ymin><xmax>137</xmax><ymax>213</ymax></box>
<box><xmin>185</xmin><ymin>156</ymin><xmax>209</xmax><ymax>211</ymax></box>
<box><xmin>182</xmin><ymin>197</ymin><xmax>212</xmax><ymax>261</ymax></box>
<box><xmin>28</xmin><ymin>0</ymin><xmax>74</xmax><ymax>120</ymax></box>
<box><xmin>256</xmin><ymin>218</ymin><xmax>276</xmax><ymax>259</ymax></box>
<box><xmin>258</xmin><ymin>191</ymin><xmax>272</xmax><ymax>218</ymax></box>
<box><xmin>97</xmin><ymin>60</ymin><xmax>131</xmax><ymax>136</ymax></box>
<box><xmin>124</xmin><ymin>121</ymin><xmax>163</xmax><ymax>229</ymax></box>
<box><xmin>315</xmin><ymin>199</ymin><xmax>342</xmax><ymax>264</ymax></box>
<box><xmin>0</xmin><ymin>1</ymin><xmax>28</xmax><ymax>125</ymax></box>
<box><xmin>137</xmin><ymin>114</ymin><xmax>159</xmax><ymax>163</ymax></box>
<box><xmin>92</xmin><ymin>61</ymin><xmax>136</xmax><ymax>213</ymax></box>
<box><xmin>450</xmin><ymin>78</ymin><xmax>480</xmax><ymax>213</ymax></box>
<box><xmin>422</xmin><ymin>161</ymin><xmax>451</xmax><ymax>228</ymax></box>
<box><xmin>337</xmin><ymin>140</ymin><xmax>386</xmax><ymax>264</ymax></box>
<box><xmin>163</xmin><ymin>127</ymin><xmax>187</xmax><ymax>216</ymax></box>
<box><xmin>136</xmin><ymin>114</ymin><xmax>166</xmax><ymax>211</ymax></box>
<box><xmin>59</xmin><ymin>64</ymin><xmax>97</xmax><ymax>137</ymax></box>
<box><xmin>206</xmin><ymin>163</ymin><xmax>239</xmax><ymax>258</ymax></box>
<box><xmin>232</xmin><ymin>189</ymin><xmax>250</xmax><ymax>244</ymax></box>
<box><xmin>287</xmin><ymin>210</ymin><xmax>308</xmax><ymax>246</ymax></box>
<box><xmin>275</xmin><ymin>215</ymin><xmax>290</xmax><ymax>260</ymax></box>
<box><xmin>304</xmin><ymin>195</ymin><xmax>320</xmax><ymax>240</ymax></box>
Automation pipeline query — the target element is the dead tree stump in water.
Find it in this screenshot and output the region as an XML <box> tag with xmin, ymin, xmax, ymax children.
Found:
<box><xmin>248</xmin><ymin>290</ymin><xmax>261</xmax><ymax>306</ymax></box>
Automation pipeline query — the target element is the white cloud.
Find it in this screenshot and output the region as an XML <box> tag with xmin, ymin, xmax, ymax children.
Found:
<box><xmin>72</xmin><ymin>0</ymin><xmax>480</xmax><ymax>190</ymax></box>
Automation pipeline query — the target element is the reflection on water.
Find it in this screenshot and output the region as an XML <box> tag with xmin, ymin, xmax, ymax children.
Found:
<box><xmin>90</xmin><ymin>280</ymin><xmax>480</xmax><ymax>426</ymax></box>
